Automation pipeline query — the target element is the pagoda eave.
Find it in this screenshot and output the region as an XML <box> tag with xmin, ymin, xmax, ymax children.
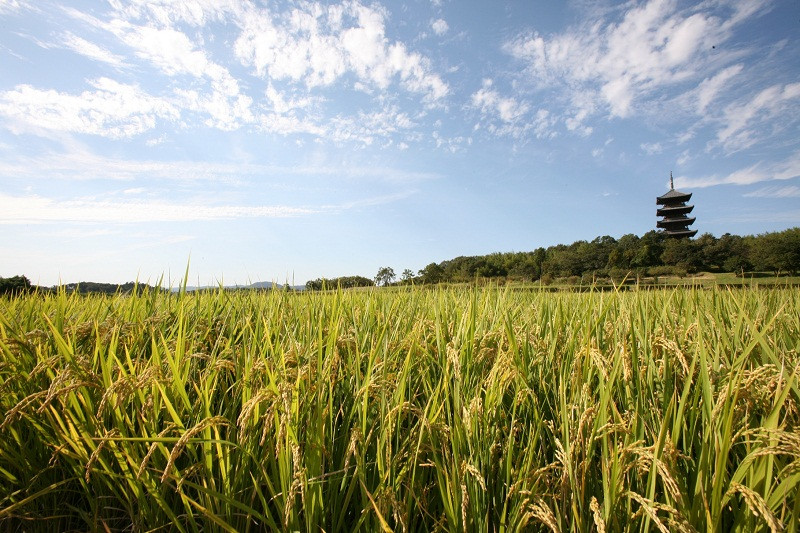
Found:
<box><xmin>663</xmin><ymin>229</ymin><xmax>698</xmax><ymax>238</ymax></box>
<box><xmin>657</xmin><ymin>216</ymin><xmax>696</xmax><ymax>229</ymax></box>
<box><xmin>657</xmin><ymin>204</ymin><xmax>694</xmax><ymax>216</ymax></box>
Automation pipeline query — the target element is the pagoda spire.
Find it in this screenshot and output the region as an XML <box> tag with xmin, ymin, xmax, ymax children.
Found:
<box><xmin>670</xmin><ymin>171</ymin><xmax>674</xmax><ymax>190</ymax></box>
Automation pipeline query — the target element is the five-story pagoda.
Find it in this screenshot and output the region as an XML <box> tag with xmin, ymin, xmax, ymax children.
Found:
<box><xmin>657</xmin><ymin>173</ymin><xmax>697</xmax><ymax>238</ymax></box>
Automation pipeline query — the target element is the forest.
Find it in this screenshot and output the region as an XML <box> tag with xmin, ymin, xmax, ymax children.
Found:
<box><xmin>409</xmin><ymin>227</ymin><xmax>800</xmax><ymax>285</ymax></box>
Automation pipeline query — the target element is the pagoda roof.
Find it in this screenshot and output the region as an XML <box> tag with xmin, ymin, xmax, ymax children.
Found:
<box><xmin>656</xmin><ymin>189</ymin><xmax>692</xmax><ymax>204</ymax></box>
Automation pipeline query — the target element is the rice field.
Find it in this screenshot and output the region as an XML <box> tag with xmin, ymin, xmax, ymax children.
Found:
<box><xmin>1</xmin><ymin>285</ymin><xmax>799</xmax><ymax>532</ymax></box>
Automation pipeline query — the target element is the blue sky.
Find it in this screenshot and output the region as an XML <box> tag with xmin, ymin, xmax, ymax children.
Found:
<box><xmin>1</xmin><ymin>0</ymin><xmax>798</xmax><ymax>287</ymax></box>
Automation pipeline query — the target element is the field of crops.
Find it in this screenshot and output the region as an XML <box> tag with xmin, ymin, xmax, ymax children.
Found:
<box><xmin>1</xmin><ymin>285</ymin><xmax>799</xmax><ymax>531</ymax></box>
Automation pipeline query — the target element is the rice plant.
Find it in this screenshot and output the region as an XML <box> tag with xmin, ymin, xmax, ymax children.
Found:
<box><xmin>1</xmin><ymin>285</ymin><xmax>798</xmax><ymax>531</ymax></box>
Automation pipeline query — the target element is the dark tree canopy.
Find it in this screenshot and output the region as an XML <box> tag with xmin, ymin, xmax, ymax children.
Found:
<box><xmin>305</xmin><ymin>276</ymin><xmax>374</xmax><ymax>291</ymax></box>
<box><xmin>399</xmin><ymin>227</ymin><xmax>800</xmax><ymax>285</ymax></box>
<box><xmin>0</xmin><ymin>275</ymin><xmax>32</xmax><ymax>296</ymax></box>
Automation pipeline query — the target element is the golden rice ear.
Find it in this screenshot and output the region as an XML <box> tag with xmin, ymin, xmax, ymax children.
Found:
<box><xmin>527</xmin><ymin>498</ymin><xmax>561</xmax><ymax>532</ymax></box>
<box><xmin>160</xmin><ymin>416</ymin><xmax>229</xmax><ymax>483</ymax></box>
<box><xmin>726</xmin><ymin>482</ymin><xmax>784</xmax><ymax>533</ymax></box>
<box><xmin>590</xmin><ymin>496</ymin><xmax>605</xmax><ymax>533</ymax></box>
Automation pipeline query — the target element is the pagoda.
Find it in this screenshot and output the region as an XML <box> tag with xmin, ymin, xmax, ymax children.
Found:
<box><xmin>656</xmin><ymin>173</ymin><xmax>697</xmax><ymax>238</ymax></box>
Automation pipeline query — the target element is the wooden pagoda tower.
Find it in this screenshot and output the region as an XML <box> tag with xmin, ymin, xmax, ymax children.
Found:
<box><xmin>657</xmin><ymin>173</ymin><xmax>697</xmax><ymax>238</ymax></box>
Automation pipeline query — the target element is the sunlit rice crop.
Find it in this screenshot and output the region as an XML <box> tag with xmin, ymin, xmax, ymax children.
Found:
<box><xmin>1</xmin><ymin>285</ymin><xmax>798</xmax><ymax>531</ymax></box>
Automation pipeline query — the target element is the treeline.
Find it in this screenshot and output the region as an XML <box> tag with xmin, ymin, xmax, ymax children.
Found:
<box><xmin>0</xmin><ymin>277</ymin><xmax>165</xmax><ymax>296</ymax></box>
<box><xmin>305</xmin><ymin>275</ymin><xmax>374</xmax><ymax>291</ymax></box>
<box><xmin>57</xmin><ymin>281</ymin><xmax>166</xmax><ymax>294</ymax></box>
<box><xmin>411</xmin><ymin>227</ymin><xmax>800</xmax><ymax>285</ymax></box>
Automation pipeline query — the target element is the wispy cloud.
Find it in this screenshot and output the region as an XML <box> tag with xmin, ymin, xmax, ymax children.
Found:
<box><xmin>0</xmin><ymin>193</ymin><xmax>315</xmax><ymax>224</ymax></box>
<box><xmin>743</xmin><ymin>185</ymin><xmax>800</xmax><ymax>198</ymax></box>
<box><xmin>0</xmin><ymin>78</ymin><xmax>178</xmax><ymax>139</ymax></box>
<box><xmin>60</xmin><ymin>31</ymin><xmax>126</xmax><ymax>67</ymax></box>
<box><xmin>694</xmin><ymin>64</ymin><xmax>742</xmax><ymax>114</ymax></box>
<box><xmin>0</xmin><ymin>0</ymin><xmax>26</xmax><ymax>14</ymax></box>
<box><xmin>0</xmin><ymin>78</ymin><xmax>178</xmax><ymax>137</ymax></box>
<box><xmin>0</xmin><ymin>186</ymin><xmax>419</xmax><ymax>224</ymax></box>
<box><xmin>675</xmin><ymin>153</ymin><xmax>800</xmax><ymax>188</ymax></box>
<box><xmin>322</xmin><ymin>190</ymin><xmax>417</xmax><ymax>211</ymax></box>
<box><xmin>23</xmin><ymin>1</ymin><xmax>446</xmax><ymax>144</ymax></box>
<box><xmin>70</xmin><ymin>8</ymin><xmax>255</xmax><ymax>131</ymax></box>
<box><xmin>470</xmin><ymin>78</ymin><xmax>556</xmax><ymax>139</ymax></box>
<box><xmin>0</xmin><ymin>148</ymin><xmax>441</xmax><ymax>184</ymax></box>
<box><xmin>715</xmin><ymin>82</ymin><xmax>800</xmax><ymax>153</ymax></box>
<box><xmin>640</xmin><ymin>142</ymin><xmax>663</xmax><ymax>155</ymax></box>
<box><xmin>505</xmin><ymin>0</ymin><xmax>769</xmax><ymax>130</ymax></box>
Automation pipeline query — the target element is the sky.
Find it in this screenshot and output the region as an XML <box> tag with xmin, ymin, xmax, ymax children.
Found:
<box><xmin>1</xmin><ymin>0</ymin><xmax>799</xmax><ymax>287</ymax></box>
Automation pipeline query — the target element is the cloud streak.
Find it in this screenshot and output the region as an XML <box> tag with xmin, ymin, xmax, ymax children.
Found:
<box><xmin>675</xmin><ymin>153</ymin><xmax>800</xmax><ymax>188</ymax></box>
<box><xmin>743</xmin><ymin>185</ymin><xmax>800</xmax><ymax>198</ymax></box>
<box><xmin>0</xmin><ymin>186</ymin><xmax>419</xmax><ymax>224</ymax></box>
<box><xmin>0</xmin><ymin>147</ymin><xmax>441</xmax><ymax>185</ymax></box>
<box><xmin>0</xmin><ymin>193</ymin><xmax>315</xmax><ymax>224</ymax></box>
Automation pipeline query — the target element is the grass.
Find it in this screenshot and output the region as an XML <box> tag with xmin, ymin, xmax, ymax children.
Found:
<box><xmin>1</xmin><ymin>285</ymin><xmax>799</xmax><ymax>531</ymax></box>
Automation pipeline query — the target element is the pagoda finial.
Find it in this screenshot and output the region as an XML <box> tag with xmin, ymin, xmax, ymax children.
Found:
<box><xmin>670</xmin><ymin>171</ymin><xmax>674</xmax><ymax>190</ymax></box>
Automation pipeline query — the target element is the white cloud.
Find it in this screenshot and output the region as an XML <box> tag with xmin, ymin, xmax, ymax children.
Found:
<box><xmin>328</xmin><ymin>106</ymin><xmax>416</xmax><ymax>145</ymax></box>
<box><xmin>0</xmin><ymin>78</ymin><xmax>178</xmax><ymax>137</ymax></box>
<box><xmin>471</xmin><ymin>78</ymin><xmax>544</xmax><ymax>139</ymax></box>
<box><xmin>0</xmin><ymin>193</ymin><xmax>315</xmax><ymax>224</ymax></box>
<box><xmin>431</xmin><ymin>18</ymin><xmax>448</xmax><ymax>36</ymax></box>
<box><xmin>715</xmin><ymin>82</ymin><xmax>800</xmax><ymax>152</ymax></box>
<box><xmin>470</xmin><ymin>79</ymin><xmax>559</xmax><ymax>140</ymax></box>
<box><xmin>234</xmin><ymin>1</ymin><xmax>448</xmax><ymax>103</ymax></box>
<box><xmin>67</xmin><ymin>0</ymin><xmax>447</xmax><ymax>139</ymax></box>
<box><xmin>105</xmin><ymin>0</ymin><xmax>245</xmax><ymax>27</ymax></box>
<box><xmin>695</xmin><ymin>64</ymin><xmax>742</xmax><ymax>114</ymax></box>
<box><xmin>0</xmin><ymin>0</ymin><xmax>25</xmax><ymax>13</ymax></box>
<box><xmin>67</xmin><ymin>6</ymin><xmax>254</xmax><ymax>130</ymax></box>
<box><xmin>265</xmin><ymin>84</ymin><xmax>317</xmax><ymax>114</ymax></box>
<box><xmin>506</xmin><ymin>0</ymin><xmax>762</xmax><ymax>129</ymax></box>
<box><xmin>472</xmin><ymin>79</ymin><xmax>529</xmax><ymax>123</ymax></box>
<box><xmin>60</xmin><ymin>32</ymin><xmax>126</xmax><ymax>67</ymax></box>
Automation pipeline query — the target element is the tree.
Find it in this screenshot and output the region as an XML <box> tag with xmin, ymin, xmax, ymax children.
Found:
<box><xmin>374</xmin><ymin>266</ymin><xmax>396</xmax><ymax>287</ymax></box>
<box><xmin>0</xmin><ymin>275</ymin><xmax>32</xmax><ymax>296</ymax></box>
<box><xmin>401</xmin><ymin>269</ymin><xmax>415</xmax><ymax>282</ymax></box>
<box><xmin>714</xmin><ymin>233</ymin><xmax>751</xmax><ymax>275</ymax></box>
<box><xmin>751</xmin><ymin>227</ymin><xmax>800</xmax><ymax>275</ymax></box>
<box><xmin>418</xmin><ymin>263</ymin><xmax>444</xmax><ymax>284</ymax></box>
<box><xmin>661</xmin><ymin>238</ymin><xmax>701</xmax><ymax>273</ymax></box>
